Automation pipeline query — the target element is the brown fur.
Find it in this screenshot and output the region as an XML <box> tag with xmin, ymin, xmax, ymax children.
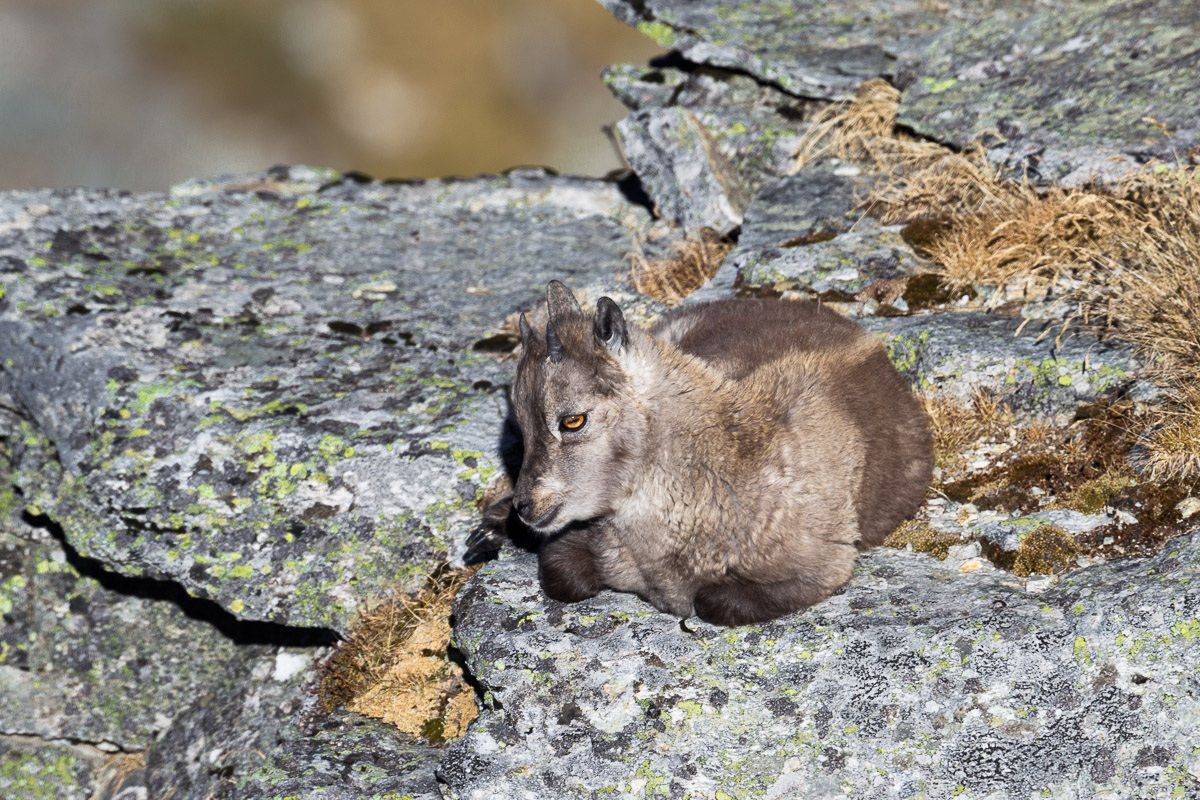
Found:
<box><xmin>508</xmin><ymin>283</ymin><xmax>932</xmax><ymax>625</ymax></box>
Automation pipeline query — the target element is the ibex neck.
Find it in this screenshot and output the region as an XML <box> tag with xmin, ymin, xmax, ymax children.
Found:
<box><xmin>624</xmin><ymin>332</ymin><xmax>757</xmax><ymax>470</ymax></box>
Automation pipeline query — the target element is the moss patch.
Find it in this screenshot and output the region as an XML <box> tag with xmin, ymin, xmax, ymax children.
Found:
<box><xmin>1064</xmin><ymin>470</ymin><xmax>1138</xmax><ymax>514</ymax></box>
<box><xmin>924</xmin><ymin>394</ymin><xmax>1197</xmax><ymax>568</ymax></box>
<box><xmin>1007</xmin><ymin>525</ymin><xmax>1080</xmax><ymax>577</ymax></box>
<box><xmin>883</xmin><ymin>520</ymin><xmax>962</xmax><ymax>560</ymax></box>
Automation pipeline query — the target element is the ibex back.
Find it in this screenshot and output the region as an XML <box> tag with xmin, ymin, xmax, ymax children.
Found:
<box><xmin>509</xmin><ymin>281</ymin><xmax>932</xmax><ymax>625</ymax></box>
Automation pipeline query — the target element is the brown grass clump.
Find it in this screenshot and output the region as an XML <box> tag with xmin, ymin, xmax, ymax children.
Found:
<box><xmin>1137</xmin><ymin>389</ymin><xmax>1200</xmax><ymax>483</ymax></box>
<box><xmin>319</xmin><ymin>567</ymin><xmax>479</xmax><ymax>743</ymax></box>
<box><xmin>791</xmin><ymin>79</ymin><xmax>902</xmax><ymax>169</ymax></box>
<box><xmin>922</xmin><ymin>389</ymin><xmax>1015</xmax><ymax>471</ymax></box>
<box><xmin>630</xmin><ymin>228</ymin><xmax>733</xmax><ymax>304</ymax></box>
<box><xmin>794</xmin><ymin>76</ymin><xmax>1200</xmax><ymax>482</ymax></box>
<box><xmin>917</xmin><ymin>188</ymin><xmax>1127</xmax><ymax>295</ymax></box>
<box><xmin>97</xmin><ymin>752</ymin><xmax>148</xmax><ymax>797</ymax></box>
<box><xmin>791</xmin><ymin>78</ymin><xmax>999</xmax><ymax>223</ymax></box>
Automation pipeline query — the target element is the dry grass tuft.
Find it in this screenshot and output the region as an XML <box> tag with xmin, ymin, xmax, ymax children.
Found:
<box><xmin>630</xmin><ymin>228</ymin><xmax>733</xmax><ymax>304</ymax></box>
<box><xmin>791</xmin><ymin>79</ymin><xmax>902</xmax><ymax>169</ymax></box>
<box><xmin>1137</xmin><ymin>389</ymin><xmax>1200</xmax><ymax>483</ymax></box>
<box><xmin>795</xmin><ymin>76</ymin><xmax>1200</xmax><ymax>482</ymax></box>
<box><xmin>922</xmin><ymin>389</ymin><xmax>1015</xmax><ymax>471</ymax></box>
<box><xmin>319</xmin><ymin>567</ymin><xmax>480</xmax><ymax>743</ymax></box>
<box><xmin>98</xmin><ymin>751</ymin><xmax>147</xmax><ymax>796</ymax></box>
<box><xmin>1099</xmin><ymin>171</ymin><xmax>1200</xmax><ymax>380</ymax></box>
<box><xmin>918</xmin><ymin>187</ymin><xmax>1127</xmax><ymax>295</ymax></box>
<box><xmin>790</xmin><ymin>78</ymin><xmax>996</xmax><ymax>221</ymax></box>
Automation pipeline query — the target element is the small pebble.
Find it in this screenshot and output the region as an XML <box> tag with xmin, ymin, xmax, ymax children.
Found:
<box><xmin>1176</xmin><ymin>497</ymin><xmax>1200</xmax><ymax>520</ymax></box>
<box><xmin>1025</xmin><ymin>576</ymin><xmax>1056</xmax><ymax>593</ymax></box>
<box><xmin>1114</xmin><ymin>510</ymin><xmax>1138</xmax><ymax>526</ymax></box>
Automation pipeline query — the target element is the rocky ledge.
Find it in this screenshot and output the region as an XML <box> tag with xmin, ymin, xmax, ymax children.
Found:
<box><xmin>2</xmin><ymin>1</ymin><xmax>1199</xmax><ymax>799</ymax></box>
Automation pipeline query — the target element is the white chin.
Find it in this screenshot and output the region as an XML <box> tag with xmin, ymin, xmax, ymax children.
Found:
<box><xmin>529</xmin><ymin>517</ymin><xmax>565</xmax><ymax>534</ymax></box>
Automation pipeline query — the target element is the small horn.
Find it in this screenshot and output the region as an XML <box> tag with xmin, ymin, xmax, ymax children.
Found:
<box><xmin>546</xmin><ymin>321</ymin><xmax>565</xmax><ymax>362</ymax></box>
<box><xmin>546</xmin><ymin>280</ymin><xmax>582</xmax><ymax>322</ymax></box>
<box><xmin>518</xmin><ymin>312</ymin><xmax>533</xmax><ymax>343</ymax></box>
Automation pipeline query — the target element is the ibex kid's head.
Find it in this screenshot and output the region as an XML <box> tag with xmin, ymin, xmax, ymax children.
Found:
<box><xmin>510</xmin><ymin>281</ymin><xmax>646</xmax><ymax>533</ymax></box>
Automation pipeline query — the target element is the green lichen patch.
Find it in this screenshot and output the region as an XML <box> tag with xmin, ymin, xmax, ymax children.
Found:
<box><xmin>0</xmin><ymin>745</ymin><xmax>89</xmax><ymax>800</ymax></box>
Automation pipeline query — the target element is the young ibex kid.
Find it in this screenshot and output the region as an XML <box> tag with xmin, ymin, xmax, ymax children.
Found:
<box><xmin>508</xmin><ymin>281</ymin><xmax>932</xmax><ymax>625</ymax></box>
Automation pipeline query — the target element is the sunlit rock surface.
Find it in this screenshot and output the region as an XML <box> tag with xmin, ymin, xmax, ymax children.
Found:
<box><xmin>444</xmin><ymin>536</ymin><xmax>1200</xmax><ymax>799</ymax></box>
<box><xmin>4</xmin><ymin>0</ymin><xmax>1200</xmax><ymax>796</ymax></box>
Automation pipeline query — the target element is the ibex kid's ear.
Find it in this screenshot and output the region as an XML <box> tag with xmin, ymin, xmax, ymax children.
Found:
<box><xmin>593</xmin><ymin>296</ymin><xmax>627</xmax><ymax>353</ymax></box>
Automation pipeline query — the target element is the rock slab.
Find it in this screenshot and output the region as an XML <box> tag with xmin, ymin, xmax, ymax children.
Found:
<box><xmin>443</xmin><ymin>535</ymin><xmax>1200</xmax><ymax>799</ymax></box>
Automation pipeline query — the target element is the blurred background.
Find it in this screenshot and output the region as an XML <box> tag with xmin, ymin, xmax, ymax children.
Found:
<box><xmin>0</xmin><ymin>0</ymin><xmax>661</xmax><ymax>191</ymax></box>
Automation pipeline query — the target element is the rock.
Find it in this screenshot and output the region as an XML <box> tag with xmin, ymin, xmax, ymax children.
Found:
<box><xmin>0</xmin><ymin>166</ymin><xmax>659</xmax><ymax>630</ymax></box>
<box><xmin>0</xmin><ymin>736</ymin><xmax>118</xmax><ymax>800</ymax></box>
<box><xmin>598</xmin><ymin>0</ymin><xmax>1000</xmax><ymax>101</ymax></box>
<box><xmin>443</xmin><ymin>534</ymin><xmax>1200</xmax><ymax>799</ymax></box>
<box><xmin>605</xmin><ymin>64</ymin><xmax>807</xmax><ymax>234</ymax></box>
<box><xmin>126</xmin><ymin>686</ymin><xmax>443</xmax><ymax>800</ymax></box>
<box><xmin>734</xmin><ymin>164</ymin><xmax>867</xmax><ymax>251</ymax></box>
<box><xmin>615</xmin><ymin>108</ymin><xmax>752</xmax><ymax>234</ymax></box>
<box><xmin>735</xmin><ymin>225</ymin><xmax>934</xmax><ymax>314</ymax></box>
<box><xmin>975</xmin><ymin>509</ymin><xmax>1114</xmax><ymax>556</ymax></box>
<box><xmin>710</xmin><ymin>163</ymin><xmax>944</xmax><ymax>315</ymax></box>
<box><xmin>1179</xmin><ymin>497</ymin><xmax>1200</xmax><ymax>521</ymax></box>
<box><xmin>863</xmin><ymin>312</ymin><xmax>1139</xmax><ymax>417</ymax></box>
<box><xmin>3</xmin><ymin>405</ymin><xmax>254</xmax><ymax>757</ymax></box>
<box><xmin>2</xmin><ymin>400</ymin><xmax>442</xmax><ymax>800</ymax></box>
<box><xmin>900</xmin><ymin>1</ymin><xmax>1200</xmax><ymax>184</ymax></box>
<box><xmin>605</xmin><ymin>1</ymin><xmax>1200</xmax><ymax>186</ymax></box>
<box><xmin>974</xmin><ymin>510</ymin><xmax>1114</xmax><ymax>576</ymax></box>
<box><xmin>0</xmin><ymin>528</ymin><xmax>253</xmax><ymax>751</ymax></box>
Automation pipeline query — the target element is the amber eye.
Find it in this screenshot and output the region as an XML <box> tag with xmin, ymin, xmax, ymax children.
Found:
<box><xmin>559</xmin><ymin>413</ymin><xmax>587</xmax><ymax>432</ymax></box>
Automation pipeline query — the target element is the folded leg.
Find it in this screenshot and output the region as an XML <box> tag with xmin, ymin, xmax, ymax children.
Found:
<box><xmin>693</xmin><ymin>573</ymin><xmax>836</xmax><ymax>626</ymax></box>
<box><xmin>539</xmin><ymin>528</ymin><xmax>603</xmax><ymax>603</ymax></box>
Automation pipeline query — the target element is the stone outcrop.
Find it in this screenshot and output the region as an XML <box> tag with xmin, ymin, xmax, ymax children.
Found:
<box><xmin>0</xmin><ymin>167</ymin><xmax>658</xmax><ymax>630</ymax></box>
<box><xmin>2</xmin><ymin>1</ymin><xmax>1199</xmax><ymax>798</ymax></box>
<box><xmin>444</xmin><ymin>534</ymin><xmax>1200</xmax><ymax>799</ymax></box>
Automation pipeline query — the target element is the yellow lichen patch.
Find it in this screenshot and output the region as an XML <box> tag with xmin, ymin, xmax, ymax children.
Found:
<box><xmin>629</xmin><ymin>229</ymin><xmax>733</xmax><ymax>305</ymax></box>
<box><xmin>319</xmin><ymin>567</ymin><xmax>479</xmax><ymax>743</ymax></box>
<box><xmin>1010</xmin><ymin>525</ymin><xmax>1080</xmax><ymax>577</ymax></box>
<box><xmin>883</xmin><ymin>520</ymin><xmax>962</xmax><ymax>560</ymax></box>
